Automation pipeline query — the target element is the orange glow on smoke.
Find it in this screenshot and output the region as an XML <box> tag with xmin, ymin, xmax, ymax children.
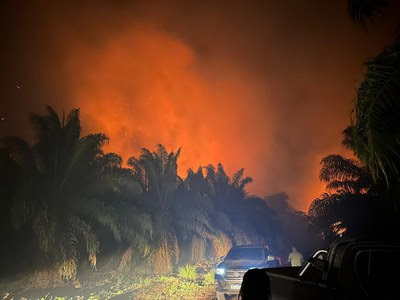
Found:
<box><xmin>3</xmin><ymin>1</ymin><xmax>398</xmax><ymax>213</ymax></box>
<box><xmin>66</xmin><ymin>26</ymin><xmax>271</xmax><ymax>180</ymax></box>
<box><xmin>63</xmin><ymin>25</ymin><xmax>338</xmax><ymax>211</ymax></box>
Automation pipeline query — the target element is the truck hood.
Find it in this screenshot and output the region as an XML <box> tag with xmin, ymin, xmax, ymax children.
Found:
<box><xmin>219</xmin><ymin>259</ymin><xmax>266</xmax><ymax>269</ymax></box>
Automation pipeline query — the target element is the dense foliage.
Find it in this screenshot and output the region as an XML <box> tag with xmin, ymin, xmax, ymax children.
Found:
<box><xmin>2</xmin><ymin>1</ymin><xmax>400</xmax><ymax>286</ymax></box>
<box><xmin>308</xmin><ymin>0</ymin><xmax>400</xmax><ymax>244</ymax></box>
<box><xmin>0</xmin><ymin>106</ymin><xmax>317</xmax><ymax>284</ymax></box>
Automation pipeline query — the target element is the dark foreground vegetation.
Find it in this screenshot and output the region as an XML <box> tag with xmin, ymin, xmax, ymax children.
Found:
<box><xmin>308</xmin><ymin>0</ymin><xmax>400</xmax><ymax>245</ymax></box>
<box><xmin>1</xmin><ymin>1</ymin><xmax>400</xmax><ymax>299</ymax></box>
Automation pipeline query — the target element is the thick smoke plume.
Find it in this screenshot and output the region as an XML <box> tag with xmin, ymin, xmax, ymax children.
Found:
<box><xmin>1</xmin><ymin>0</ymin><xmax>399</xmax><ymax>210</ymax></box>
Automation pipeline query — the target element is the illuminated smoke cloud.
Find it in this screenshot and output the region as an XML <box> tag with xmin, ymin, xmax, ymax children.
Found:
<box><xmin>2</xmin><ymin>0</ymin><xmax>398</xmax><ymax>210</ymax></box>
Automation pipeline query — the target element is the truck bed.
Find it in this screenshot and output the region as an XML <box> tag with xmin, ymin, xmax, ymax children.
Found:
<box><xmin>265</xmin><ymin>267</ymin><xmax>301</xmax><ymax>278</ymax></box>
<box><xmin>265</xmin><ymin>267</ymin><xmax>335</xmax><ymax>300</ymax></box>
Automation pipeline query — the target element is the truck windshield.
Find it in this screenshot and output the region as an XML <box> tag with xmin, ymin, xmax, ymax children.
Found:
<box><xmin>226</xmin><ymin>248</ymin><xmax>264</xmax><ymax>260</ymax></box>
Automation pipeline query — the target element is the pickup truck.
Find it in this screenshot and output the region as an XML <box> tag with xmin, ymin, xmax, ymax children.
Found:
<box><xmin>214</xmin><ymin>244</ymin><xmax>280</xmax><ymax>300</ymax></box>
<box><xmin>266</xmin><ymin>238</ymin><xmax>400</xmax><ymax>299</ymax></box>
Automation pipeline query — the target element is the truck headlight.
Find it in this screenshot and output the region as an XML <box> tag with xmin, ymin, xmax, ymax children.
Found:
<box><xmin>215</xmin><ymin>268</ymin><xmax>225</xmax><ymax>275</ymax></box>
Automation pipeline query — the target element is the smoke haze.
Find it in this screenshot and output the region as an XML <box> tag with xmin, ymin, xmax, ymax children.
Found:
<box><xmin>1</xmin><ymin>0</ymin><xmax>399</xmax><ymax>210</ymax></box>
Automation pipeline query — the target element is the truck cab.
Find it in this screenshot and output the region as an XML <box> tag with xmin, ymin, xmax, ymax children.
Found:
<box><xmin>214</xmin><ymin>244</ymin><xmax>280</xmax><ymax>300</ymax></box>
<box><xmin>266</xmin><ymin>238</ymin><xmax>400</xmax><ymax>299</ymax></box>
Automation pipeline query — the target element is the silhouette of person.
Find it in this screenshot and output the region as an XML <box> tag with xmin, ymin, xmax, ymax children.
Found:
<box><xmin>238</xmin><ymin>268</ymin><xmax>271</xmax><ymax>300</ymax></box>
<box><xmin>288</xmin><ymin>246</ymin><xmax>304</xmax><ymax>267</ymax></box>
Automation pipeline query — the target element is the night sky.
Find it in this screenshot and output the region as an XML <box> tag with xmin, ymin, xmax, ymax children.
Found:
<box><xmin>1</xmin><ymin>0</ymin><xmax>399</xmax><ymax>210</ymax></box>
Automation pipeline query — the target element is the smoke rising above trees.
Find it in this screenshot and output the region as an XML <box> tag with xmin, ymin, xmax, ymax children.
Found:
<box><xmin>2</xmin><ymin>0</ymin><xmax>399</xmax><ymax>210</ymax></box>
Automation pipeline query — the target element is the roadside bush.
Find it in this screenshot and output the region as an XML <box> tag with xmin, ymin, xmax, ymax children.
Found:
<box><xmin>177</xmin><ymin>264</ymin><xmax>197</xmax><ymax>281</ymax></box>
<box><xmin>156</xmin><ymin>277</ymin><xmax>201</xmax><ymax>300</ymax></box>
<box><xmin>202</xmin><ymin>269</ymin><xmax>215</xmax><ymax>286</ymax></box>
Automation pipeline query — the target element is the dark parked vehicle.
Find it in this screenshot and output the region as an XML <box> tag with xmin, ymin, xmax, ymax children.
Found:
<box><xmin>214</xmin><ymin>245</ymin><xmax>280</xmax><ymax>300</ymax></box>
<box><xmin>265</xmin><ymin>238</ymin><xmax>400</xmax><ymax>300</ymax></box>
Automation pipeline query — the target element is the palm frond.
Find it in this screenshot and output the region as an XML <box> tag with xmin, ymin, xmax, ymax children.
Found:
<box><xmin>348</xmin><ymin>0</ymin><xmax>388</xmax><ymax>23</ymax></box>
<box><xmin>232</xmin><ymin>169</ymin><xmax>244</xmax><ymax>187</ymax></box>
<box><xmin>326</xmin><ymin>180</ymin><xmax>360</xmax><ymax>194</ymax></box>
<box><xmin>59</xmin><ymin>133</ymin><xmax>108</xmax><ymax>188</ymax></box>
<box><xmin>29</xmin><ymin>105</ymin><xmax>62</xmax><ymax>144</ymax></box>
<box><xmin>319</xmin><ymin>154</ymin><xmax>363</xmax><ymax>182</ymax></box>
<box><xmin>55</xmin><ymin>231</ymin><xmax>79</xmax><ymax>281</ymax></box>
<box><xmin>214</xmin><ymin>212</ymin><xmax>233</xmax><ymax>233</ymax></box>
<box><xmin>352</xmin><ymin>41</ymin><xmax>400</xmax><ymax>184</ymax></box>
<box><xmin>76</xmin><ymin>198</ymin><xmax>122</xmax><ymax>241</ymax></box>
<box><xmin>217</xmin><ymin>163</ymin><xmax>227</xmax><ymax>181</ymax></box>
<box><xmin>62</xmin><ymin>108</ymin><xmax>81</xmax><ymax>157</ymax></box>
<box><xmin>342</xmin><ymin>126</ymin><xmax>356</xmax><ymax>151</ymax></box>
<box><xmin>33</xmin><ymin>207</ymin><xmax>56</xmax><ymax>252</ymax></box>
<box><xmin>205</xmin><ymin>165</ymin><xmax>216</xmax><ymax>178</ymax></box>
<box><xmin>68</xmin><ymin>216</ymin><xmax>99</xmax><ymax>269</ymax></box>
<box><xmin>239</xmin><ymin>176</ymin><xmax>253</xmax><ymax>190</ymax></box>
<box><xmin>119</xmin><ymin>208</ymin><xmax>153</xmax><ymax>253</ymax></box>
<box><xmin>184</xmin><ymin>166</ymin><xmax>211</xmax><ymax>195</ymax></box>
<box><xmin>173</xmin><ymin>193</ymin><xmax>214</xmax><ymax>238</ymax></box>
<box><xmin>10</xmin><ymin>178</ymin><xmax>41</xmax><ymax>229</ymax></box>
<box><xmin>308</xmin><ymin>193</ymin><xmax>339</xmax><ymax>217</ymax></box>
<box><xmin>0</xmin><ymin>136</ymin><xmax>35</xmax><ymax>169</ymax></box>
<box><xmin>102</xmin><ymin>153</ymin><xmax>123</xmax><ymax>169</ymax></box>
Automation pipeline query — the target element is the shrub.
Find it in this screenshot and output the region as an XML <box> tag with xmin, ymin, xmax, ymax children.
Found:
<box><xmin>202</xmin><ymin>269</ymin><xmax>215</xmax><ymax>286</ymax></box>
<box><xmin>177</xmin><ymin>264</ymin><xmax>197</xmax><ymax>281</ymax></box>
<box><xmin>158</xmin><ymin>279</ymin><xmax>201</xmax><ymax>299</ymax></box>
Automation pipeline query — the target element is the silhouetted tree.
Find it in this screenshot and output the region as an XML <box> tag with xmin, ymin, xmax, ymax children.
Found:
<box><xmin>128</xmin><ymin>145</ymin><xmax>224</xmax><ymax>273</ymax></box>
<box><xmin>319</xmin><ymin>154</ymin><xmax>372</xmax><ymax>194</ymax></box>
<box><xmin>175</xmin><ymin>167</ymin><xmax>226</xmax><ymax>264</ymax></box>
<box><xmin>0</xmin><ymin>107</ymin><xmax>152</xmax><ymax>281</ymax></box>
<box><xmin>205</xmin><ymin>164</ymin><xmax>278</xmax><ymax>247</ymax></box>
<box><xmin>346</xmin><ymin>0</ymin><xmax>400</xmax><ymax>213</ymax></box>
<box><xmin>308</xmin><ymin>154</ymin><xmax>395</xmax><ymax>242</ymax></box>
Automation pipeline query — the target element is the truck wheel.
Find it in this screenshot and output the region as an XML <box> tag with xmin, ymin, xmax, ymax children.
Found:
<box><xmin>216</xmin><ymin>291</ymin><xmax>226</xmax><ymax>300</ymax></box>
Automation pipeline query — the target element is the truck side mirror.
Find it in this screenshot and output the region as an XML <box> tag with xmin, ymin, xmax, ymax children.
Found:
<box><xmin>307</xmin><ymin>257</ymin><xmax>328</xmax><ymax>272</ymax></box>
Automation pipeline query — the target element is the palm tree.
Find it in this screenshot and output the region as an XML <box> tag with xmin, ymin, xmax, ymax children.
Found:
<box><xmin>351</xmin><ymin>41</ymin><xmax>400</xmax><ymax>187</ymax></box>
<box><xmin>308</xmin><ymin>154</ymin><xmax>383</xmax><ymax>242</ymax></box>
<box><xmin>179</xmin><ymin>167</ymin><xmax>233</xmax><ymax>262</ymax></box>
<box><xmin>345</xmin><ymin>0</ymin><xmax>400</xmax><ymax>211</ymax></box>
<box><xmin>351</xmin><ymin>45</ymin><xmax>400</xmax><ymax>209</ymax></box>
<box><xmin>127</xmin><ymin>145</ymin><xmax>181</xmax><ymax>273</ymax></box>
<box><xmin>205</xmin><ymin>164</ymin><xmax>252</xmax><ymax>213</ymax></box>
<box><xmin>129</xmin><ymin>145</ymin><xmax>202</xmax><ymax>273</ymax></box>
<box><xmin>1</xmin><ymin>106</ymin><xmax>152</xmax><ymax>280</ymax></box>
<box><xmin>309</xmin><ymin>193</ymin><xmax>379</xmax><ymax>242</ymax></box>
<box><xmin>128</xmin><ymin>148</ymin><xmax>233</xmax><ymax>271</ymax></box>
<box><xmin>205</xmin><ymin>164</ymin><xmax>278</xmax><ymax>247</ymax></box>
<box><xmin>319</xmin><ymin>154</ymin><xmax>372</xmax><ymax>194</ymax></box>
<box><xmin>90</xmin><ymin>152</ymin><xmax>153</xmax><ymax>273</ymax></box>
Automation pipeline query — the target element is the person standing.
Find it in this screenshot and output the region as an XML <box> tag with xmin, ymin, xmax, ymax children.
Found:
<box><xmin>288</xmin><ymin>246</ymin><xmax>304</xmax><ymax>267</ymax></box>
